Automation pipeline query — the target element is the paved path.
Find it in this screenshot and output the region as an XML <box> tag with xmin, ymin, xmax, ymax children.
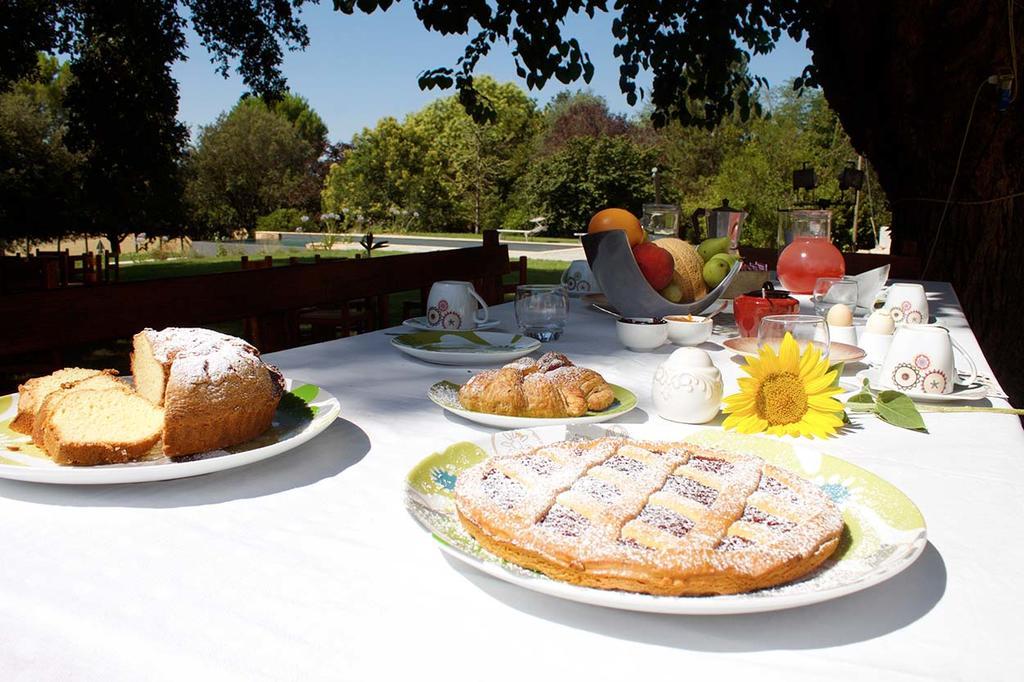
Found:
<box><xmin>194</xmin><ymin>234</ymin><xmax>586</xmax><ymax>262</ymax></box>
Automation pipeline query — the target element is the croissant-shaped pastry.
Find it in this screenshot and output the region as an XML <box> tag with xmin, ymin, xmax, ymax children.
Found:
<box><xmin>458</xmin><ymin>353</ymin><xmax>615</xmax><ymax>417</ymax></box>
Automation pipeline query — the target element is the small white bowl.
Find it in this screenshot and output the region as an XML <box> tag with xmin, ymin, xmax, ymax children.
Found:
<box><xmin>616</xmin><ymin>318</ymin><xmax>668</xmax><ymax>352</ymax></box>
<box><xmin>664</xmin><ymin>315</ymin><xmax>713</xmax><ymax>346</ymax></box>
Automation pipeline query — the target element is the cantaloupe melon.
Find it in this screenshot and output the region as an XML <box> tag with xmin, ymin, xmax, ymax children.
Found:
<box><xmin>653</xmin><ymin>238</ymin><xmax>708</xmax><ymax>303</ymax></box>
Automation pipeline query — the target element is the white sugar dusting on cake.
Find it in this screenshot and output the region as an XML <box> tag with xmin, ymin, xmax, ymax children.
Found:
<box><xmin>454</xmin><ymin>436</ymin><xmax>845</xmax><ymax>594</ymax></box>
<box><xmin>143</xmin><ymin>327</ymin><xmax>266</xmax><ymax>386</ymax></box>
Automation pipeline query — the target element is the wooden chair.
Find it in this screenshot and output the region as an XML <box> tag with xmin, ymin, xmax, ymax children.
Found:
<box><xmin>103</xmin><ymin>252</ymin><xmax>120</xmax><ymax>283</ymax></box>
<box><xmin>501</xmin><ymin>256</ymin><xmax>528</xmax><ymax>298</ymax></box>
<box><xmin>35</xmin><ymin>250</ymin><xmax>70</xmax><ymax>287</ymax></box>
<box><xmin>0</xmin><ymin>256</ymin><xmax>60</xmax><ymax>294</ymax></box>
<box><xmin>0</xmin><ymin>232</ymin><xmax>511</xmax><ymax>363</ymax></box>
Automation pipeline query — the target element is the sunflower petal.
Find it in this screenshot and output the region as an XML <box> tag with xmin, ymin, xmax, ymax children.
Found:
<box><xmin>778</xmin><ymin>333</ymin><xmax>801</xmax><ymax>370</ymax></box>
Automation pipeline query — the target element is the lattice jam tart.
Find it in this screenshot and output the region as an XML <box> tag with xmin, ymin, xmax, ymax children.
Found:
<box><xmin>454</xmin><ymin>437</ymin><xmax>844</xmax><ymax>596</ymax></box>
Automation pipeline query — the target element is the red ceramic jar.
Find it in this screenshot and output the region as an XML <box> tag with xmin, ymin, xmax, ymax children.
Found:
<box><xmin>733</xmin><ymin>284</ymin><xmax>800</xmax><ymax>337</ymax></box>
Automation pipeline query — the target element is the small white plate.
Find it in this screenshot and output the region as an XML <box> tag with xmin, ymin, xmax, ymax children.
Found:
<box><xmin>391</xmin><ymin>331</ymin><xmax>541</xmax><ymax>366</ymax></box>
<box><xmin>402</xmin><ymin>317</ymin><xmax>501</xmax><ymax>332</ymax></box>
<box><xmin>855</xmin><ymin>368</ymin><xmax>990</xmax><ymax>402</ymax></box>
<box><xmin>428</xmin><ymin>381</ymin><xmax>638</xmax><ymax>429</ymax></box>
<box><xmin>0</xmin><ymin>378</ymin><xmax>340</xmax><ymax>485</ymax></box>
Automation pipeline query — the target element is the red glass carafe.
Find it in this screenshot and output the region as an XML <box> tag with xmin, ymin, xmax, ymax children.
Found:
<box><xmin>776</xmin><ymin>210</ymin><xmax>845</xmax><ymax>294</ymax></box>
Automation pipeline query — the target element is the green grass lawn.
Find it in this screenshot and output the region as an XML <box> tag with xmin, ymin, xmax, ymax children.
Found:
<box><xmin>117</xmin><ymin>250</ymin><xmax>379</xmax><ymax>281</ymax></box>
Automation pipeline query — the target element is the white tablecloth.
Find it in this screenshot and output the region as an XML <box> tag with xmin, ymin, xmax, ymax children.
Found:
<box><xmin>2</xmin><ymin>282</ymin><xmax>1021</xmax><ymax>681</ymax></box>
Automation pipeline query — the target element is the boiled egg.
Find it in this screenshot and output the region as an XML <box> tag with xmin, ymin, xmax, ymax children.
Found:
<box><xmin>826</xmin><ymin>303</ymin><xmax>853</xmax><ymax>327</ymax></box>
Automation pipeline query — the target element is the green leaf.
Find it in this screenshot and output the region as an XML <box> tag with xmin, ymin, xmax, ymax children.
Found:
<box><xmin>874</xmin><ymin>391</ymin><xmax>928</xmax><ymax>432</ymax></box>
<box><xmin>827</xmin><ymin>362</ymin><xmax>844</xmax><ymax>388</ymax></box>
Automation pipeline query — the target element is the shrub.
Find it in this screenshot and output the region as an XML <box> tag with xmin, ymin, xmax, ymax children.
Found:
<box><xmin>257</xmin><ymin>208</ymin><xmax>307</xmax><ymax>233</ymax></box>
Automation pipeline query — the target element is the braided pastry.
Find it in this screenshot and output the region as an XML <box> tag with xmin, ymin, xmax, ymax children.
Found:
<box><xmin>458</xmin><ymin>353</ymin><xmax>615</xmax><ymax>418</ymax></box>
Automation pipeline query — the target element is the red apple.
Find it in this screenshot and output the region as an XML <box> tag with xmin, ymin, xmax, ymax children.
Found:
<box><xmin>632</xmin><ymin>242</ymin><xmax>674</xmax><ymax>290</ymax></box>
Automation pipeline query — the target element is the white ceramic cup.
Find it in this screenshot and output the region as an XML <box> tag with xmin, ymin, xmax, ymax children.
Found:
<box><xmin>878</xmin><ymin>325</ymin><xmax>977</xmax><ymax>394</ymax></box>
<box><xmin>560</xmin><ymin>260</ymin><xmax>600</xmax><ymax>295</ymax></box>
<box><xmin>426</xmin><ymin>281</ymin><xmax>489</xmax><ymax>330</ymax></box>
<box><xmin>884</xmin><ymin>283</ymin><xmax>929</xmax><ymax>325</ymax></box>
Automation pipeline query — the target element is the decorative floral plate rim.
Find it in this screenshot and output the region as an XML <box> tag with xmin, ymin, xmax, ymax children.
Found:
<box><xmin>404</xmin><ymin>424</ymin><xmax>927</xmax><ymax>615</ymax></box>
<box><xmin>391</xmin><ymin>331</ymin><xmax>542</xmax><ymax>366</ymax></box>
<box><xmin>0</xmin><ymin>378</ymin><xmax>340</xmax><ymax>485</ymax></box>
<box><xmin>427</xmin><ymin>380</ymin><xmax>638</xmax><ymax>428</ymax></box>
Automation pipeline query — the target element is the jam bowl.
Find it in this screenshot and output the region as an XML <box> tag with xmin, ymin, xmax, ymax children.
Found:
<box><xmin>582</xmin><ymin>230</ymin><xmax>740</xmax><ymax>319</ymax></box>
<box><xmin>615</xmin><ymin>317</ymin><xmax>669</xmax><ymax>352</ymax></box>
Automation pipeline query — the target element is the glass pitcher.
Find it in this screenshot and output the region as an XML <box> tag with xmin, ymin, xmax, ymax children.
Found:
<box><xmin>776</xmin><ymin>209</ymin><xmax>845</xmax><ymax>294</ymax></box>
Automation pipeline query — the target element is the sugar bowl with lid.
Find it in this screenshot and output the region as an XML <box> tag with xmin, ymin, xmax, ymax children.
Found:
<box><xmin>652</xmin><ymin>347</ymin><xmax>723</xmax><ymax>424</ymax></box>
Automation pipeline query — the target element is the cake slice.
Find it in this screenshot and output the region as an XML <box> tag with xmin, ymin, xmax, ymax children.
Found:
<box><xmin>37</xmin><ymin>389</ymin><xmax>164</xmax><ymax>466</ymax></box>
<box><xmin>31</xmin><ymin>373</ymin><xmax>132</xmax><ymax>446</ymax></box>
<box><xmin>11</xmin><ymin>368</ymin><xmax>109</xmax><ymax>434</ymax></box>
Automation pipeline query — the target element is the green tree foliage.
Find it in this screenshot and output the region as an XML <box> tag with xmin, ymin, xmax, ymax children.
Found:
<box><xmin>410</xmin><ymin>77</ymin><xmax>540</xmax><ymax>231</ymax></box>
<box><xmin>704</xmin><ymin>86</ymin><xmax>890</xmax><ymax>248</ymax></box>
<box><xmin>63</xmin><ymin>0</ymin><xmax>189</xmax><ymax>254</ymax></box>
<box><xmin>239</xmin><ymin>92</ymin><xmax>330</xmax><ymax>215</ymax></box>
<box><xmin>321</xmin><ymin>116</ymin><xmax>432</xmax><ymax>226</ymax></box>
<box><xmin>322</xmin><ymin>77</ymin><xmax>539</xmax><ymax>232</ymax></box>
<box><xmin>0</xmin><ymin>53</ymin><xmax>81</xmax><ymax>249</ymax></box>
<box><xmin>187</xmin><ymin>102</ymin><xmax>315</xmax><ymax>239</ymax></box>
<box><xmin>525</xmin><ymin>135</ymin><xmax>660</xmax><ymax>236</ymax></box>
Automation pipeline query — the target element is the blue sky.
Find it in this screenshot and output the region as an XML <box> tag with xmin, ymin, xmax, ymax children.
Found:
<box><xmin>173</xmin><ymin>3</ymin><xmax>813</xmax><ymax>142</ymax></box>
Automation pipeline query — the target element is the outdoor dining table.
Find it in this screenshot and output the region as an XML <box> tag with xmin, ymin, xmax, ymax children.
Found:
<box><xmin>1</xmin><ymin>280</ymin><xmax>1021</xmax><ymax>681</ymax></box>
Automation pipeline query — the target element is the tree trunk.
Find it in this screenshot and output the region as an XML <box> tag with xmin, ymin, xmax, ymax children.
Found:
<box><xmin>808</xmin><ymin>1</ymin><xmax>1024</xmax><ymax>404</ymax></box>
<box><xmin>106</xmin><ymin>231</ymin><xmax>122</xmax><ymax>255</ymax></box>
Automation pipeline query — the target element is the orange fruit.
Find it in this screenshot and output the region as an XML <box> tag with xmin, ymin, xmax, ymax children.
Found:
<box><xmin>588</xmin><ymin>208</ymin><xmax>644</xmax><ymax>247</ymax></box>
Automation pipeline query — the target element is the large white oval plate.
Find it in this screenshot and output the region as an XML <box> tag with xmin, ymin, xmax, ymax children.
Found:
<box><xmin>427</xmin><ymin>380</ymin><xmax>638</xmax><ymax>429</ymax></box>
<box><xmin>405</xmin><ymin>424</ymin><xmax>927</xmax><ymax>615</ymax></box>
<box><xmin>391</xmin><ymin>331</ymin><xmax>541</xmax><ymax>365</ymax></box>
<box><xmin>0</xmin><ymin>378</ymin><xmax>340</xmax><ymax>484</ymax></box>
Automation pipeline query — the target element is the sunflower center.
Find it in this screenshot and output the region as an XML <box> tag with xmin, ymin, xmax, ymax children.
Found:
<box><xmin>755</xmin><ymin>372</ymin><xmax>808</xmax><ymax>425</ymax></box>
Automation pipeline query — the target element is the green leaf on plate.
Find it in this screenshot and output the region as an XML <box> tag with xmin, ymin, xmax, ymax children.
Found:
<box><xmin>290</xmin><ymin>383</ymin><xmax>320</xmax><ymax>403</ymax></box>
<box><xmin>875</xmin><ymin>390</ymin><xmax>928</xmax><ymax>432</ymax></box>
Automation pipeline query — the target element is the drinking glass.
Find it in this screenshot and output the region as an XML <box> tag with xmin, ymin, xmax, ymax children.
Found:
<box><xmin>812</xmin><ymin>278</ymin><xmax>859</xmax><ymax>317</ymax></box>
<box><xmin>641</xmin><ymin>203</ymin><xmax>681</xmax><ymax>237</ymax></box>
<box><xmin>515</xmin><ymin>284</ymin><xmax>569</xmax><ymax>341</ymax></box>
<box><xmin>757</xmin><ymin>314</ymin><xmax>830</xmax><ymax>360</ymax></box>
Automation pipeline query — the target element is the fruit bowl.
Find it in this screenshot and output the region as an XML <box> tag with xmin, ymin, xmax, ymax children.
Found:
<box><xmin>582</xmin><ymin>230</ymin><xmax>741</xmax><ymax>318</ymax></box>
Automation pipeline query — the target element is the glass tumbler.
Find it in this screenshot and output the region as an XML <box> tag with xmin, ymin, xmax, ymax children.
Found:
<box><xmin>757</xmin><ymin>314</ymin><xmax>830</xmax><ymax>360</ymax></box>
<box><xmin>812</xmin><ymin>278</ymin><xmax>859</xmax><ymax>318</ymax></box>
<box><xmin>515</xmin><ymin>284</ymin><xmax>569</xmax><ymax>341</ymax></box>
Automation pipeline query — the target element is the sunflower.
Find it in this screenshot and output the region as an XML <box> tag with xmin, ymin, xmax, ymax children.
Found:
<box><xmin>722</xmin><ymin>332</ymin><xmax>846</xmax><ymax>438</ymax></box>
